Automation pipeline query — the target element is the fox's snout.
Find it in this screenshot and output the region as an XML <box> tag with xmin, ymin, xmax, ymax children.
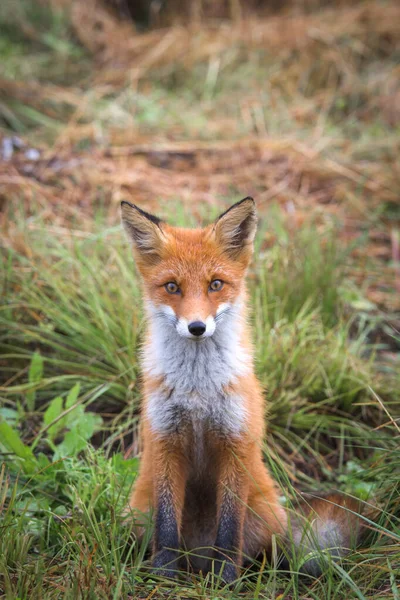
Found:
<box><xmin>153</xmin><ymin>304</ymin><xmax>220</xmax><ymax>340</ymax></box>
<box><xmin>188</xmin><ymin>321</ymin><xmax>206</xmax><ymax>336</ymax></box>
<box><xmin>176</xmin><ymin>314</ymin><xmax>216</xmax><ymax>340</ymax></box>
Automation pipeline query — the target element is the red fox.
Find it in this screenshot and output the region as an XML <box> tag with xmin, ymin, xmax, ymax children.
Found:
<box><xmin>121</xmin><ymin>197</ymin><xmax>362</xmax><ymax>583</ymax></box>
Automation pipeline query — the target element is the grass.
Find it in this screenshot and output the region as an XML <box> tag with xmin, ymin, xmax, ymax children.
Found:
<box><xmin>1</xmin><ymin>0</ymin><xmax>400</xmax><ymax>597</ymax></box>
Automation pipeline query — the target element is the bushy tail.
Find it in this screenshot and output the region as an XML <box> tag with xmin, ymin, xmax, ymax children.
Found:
<box><xmin>286</xmin><ymin>492</ymin><xmax>364</xmax><ymax>576</ymax></box>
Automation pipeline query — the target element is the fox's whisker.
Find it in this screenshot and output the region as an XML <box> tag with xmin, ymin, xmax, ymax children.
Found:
<box><xmin>156</xmin><ymin>313</ymin><xmax>178</xmax><ymax>326</ymax></box>
<box><xmin>215</xmin><ymin>307</ymin><xmax>231</xmax><ymax>322</ymax></box>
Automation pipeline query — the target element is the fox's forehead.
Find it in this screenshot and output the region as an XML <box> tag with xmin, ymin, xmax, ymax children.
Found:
<box><xmin>137</xmin><ymin>221</ymin><xmax>249</xmax><ymax>288</ymax></box>
<box><xmin>158</xmin><ymin>226</ymin><xmax>227</xmax><ymax>275</ymax></box>
<box><xmin>156</xmin><ymin>260</ymin><xmax>226</xmax><ymax>284</ymax></box>
<box><xmin>156</xmin><ymin>252</ymin><xmax>229</xmax><ymax>284</ymax></box>
<box><xmin>162</xmin><ymin>224</ymin><xmax>213</xmax><ymax>254</ymax></box>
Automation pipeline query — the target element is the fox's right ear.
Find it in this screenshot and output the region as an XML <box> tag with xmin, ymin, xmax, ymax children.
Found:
<box><xmin>121</xmin><ymin>201</ymin><xmax>164</xmax><ymax>261</ymax></box>
<box><xmin>212</xmin><ymin>197</ymin><xmax>257</xmax><ymax>260</ymax></box>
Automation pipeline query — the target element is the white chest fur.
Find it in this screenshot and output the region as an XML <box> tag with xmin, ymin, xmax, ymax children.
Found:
<box><xmin>143</xmin><ymin>303</ymin><xmax>250</xmax><ymax>436</ymax></box>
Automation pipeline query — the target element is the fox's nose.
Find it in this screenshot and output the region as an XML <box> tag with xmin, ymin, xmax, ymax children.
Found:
<box><xmin>188</xmin><ymin>321</ymin><xmax>206</xmax><ymax>337</ymax></box>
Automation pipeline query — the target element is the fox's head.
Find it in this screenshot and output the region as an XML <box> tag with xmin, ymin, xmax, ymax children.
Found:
<box><xmin>121</xmin><ymin>197</ymin><xmax>257</xmax><ymax>341</ymax></box>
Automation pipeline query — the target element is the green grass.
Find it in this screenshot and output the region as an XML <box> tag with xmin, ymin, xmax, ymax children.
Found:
<box><xmin>1</xmin><ymin>207</ymin><xmax>399</xmax><ymax>598</ymax></box>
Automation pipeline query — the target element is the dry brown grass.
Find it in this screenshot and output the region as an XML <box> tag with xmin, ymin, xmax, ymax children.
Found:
<box><xmin>66</xmin><ymin>1</ymin><xmax>400</xmax><ymax>80</ymax></box>
<box><xmin>1</xmin><ymin>0</ymin><xmax>400</xmax><ymax>309</ymax></box>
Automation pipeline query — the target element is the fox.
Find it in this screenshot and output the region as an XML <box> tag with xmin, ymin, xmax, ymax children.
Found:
<box><xmin>121</xmin><ymin>197</ymin><xmax>363</xmax><ymax>583</ymax></box>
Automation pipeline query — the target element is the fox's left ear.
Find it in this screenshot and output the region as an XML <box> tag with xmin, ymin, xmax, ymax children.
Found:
<box><xmin>212</xmin><ymin>197</ymin><xmax>257</xmax><ymax>259</ymax></box>
<box><xmin>121</xmin><ymin>201</ymin><xmax>164</xmax><ymax>263</ymax></box>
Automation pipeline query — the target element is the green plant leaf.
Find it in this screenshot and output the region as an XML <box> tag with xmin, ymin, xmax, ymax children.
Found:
<box><xmin>65</xmin><ymin>383</ymin><xmax>81</xmax><ymax>409</ymax></box>
<box><xmin>26</xmin><ymin>352</ymin><xmax>44</xmax><ymax>412</ymax></box>
<box><xmin>43</xmin><ymin>396</ymin><xmax>64</xmax><ymax>441</ymax></box>
<box><xmin>53</xmin><ymin>430</ymin><xmax>88</xmax><ymax>460</ymax></box>
<box><xmin>75</xmin><ymin>413</ymin><xmax>103</xmax><ymax>441</ymax></box>
<box><xmin>0</xmin><ymin>422</ymin><xmax>37</xmax><ymax>473</ymax></box>
<box><xmin>63</xmin><ymin>383</ymin><xmax>82</xmax><ymax>427</ymax></box>
<box><xmin>0</xmin><ymin>407</ymin><xmax>19</xmax><ymax>426</ymax></box>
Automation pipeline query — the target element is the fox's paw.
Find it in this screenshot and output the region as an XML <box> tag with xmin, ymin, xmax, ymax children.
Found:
<box><xmin>221</xmin><ymin>562</ymin><xmax>238</xmax><ymax>586</ymax></box>
<box><xmin>214</xmin><ymin>560</ymin><xmax>238</xmax><ymax>586</ymax></box>
<box><xmin>152</xmin><ymin>567</ymin><xmax>178</xmax><ymax>580</ymax></box>
<box><xmin>151</xmin><ymin>549</ymin><xmax>179</xmax><ymax>580</ymax></box>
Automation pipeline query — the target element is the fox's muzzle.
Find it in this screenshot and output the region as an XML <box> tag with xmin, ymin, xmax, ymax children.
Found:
<box><xmin>176</xmin><ymin>314</ymin><xmax>216</xmax><ymax>340</ymax></box>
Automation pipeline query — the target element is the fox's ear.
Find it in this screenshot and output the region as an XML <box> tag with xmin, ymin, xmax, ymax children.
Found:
<box><xmin>213</xmin><ymin>197</ymin><xmax>257</xmax><ymax>259</ymax></box>
<box><xmin>121</xmin><ymin>201</ymin><xmax>164</xmax><ymax>261</ymax></box>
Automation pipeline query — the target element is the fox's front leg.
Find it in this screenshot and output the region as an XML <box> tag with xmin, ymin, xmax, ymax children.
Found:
<box><xmin>214</xmin><ymin>440</ymin><xmax>250</xmax><ymax>585</ymax></box>
<box><xmin>152</xmin><ymin>437</ymin><xmax>187</xmax><ymax>579</ymax></box>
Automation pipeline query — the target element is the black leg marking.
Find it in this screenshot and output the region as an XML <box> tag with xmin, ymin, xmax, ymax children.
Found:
<box><xmin>152</xmin><ymin>489</ymin><xmax>180</xmax><ymax>579</ymax></box>
<box><xmin>214</xmin><ymin>494</ymin><xmax>240</xmax><ymax>585</ymax></box>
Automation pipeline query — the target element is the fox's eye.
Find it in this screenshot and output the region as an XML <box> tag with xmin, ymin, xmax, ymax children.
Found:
<box><xmin>165</xmin><ymin>282</ymin><xmax>180</xmax><ymax>294</ymax></box>
<box><xmin>209</xmin><ymin>279</ymin><xmax>224</xmax><ymax>292</ymax></box>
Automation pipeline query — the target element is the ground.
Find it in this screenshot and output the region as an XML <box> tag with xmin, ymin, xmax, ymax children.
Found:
<box><xmin>0</xmin><ymin>0</ymin><xmax>399</xmax><ymax>598</ymax></box>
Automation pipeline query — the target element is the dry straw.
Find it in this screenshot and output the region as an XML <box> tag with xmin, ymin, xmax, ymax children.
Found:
<box><xmin>1</xmin><ymin>0</ymin><xmax>399</xmax><ymax>309</ymax></box>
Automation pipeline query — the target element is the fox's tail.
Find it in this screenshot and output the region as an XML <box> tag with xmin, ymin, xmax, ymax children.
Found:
<box><xmin>285</xmin><ymin>492</ymin><xmax>365</xmax><ymax>576</ymax></box>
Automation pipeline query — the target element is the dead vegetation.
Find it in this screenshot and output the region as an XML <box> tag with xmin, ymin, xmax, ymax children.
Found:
<box><xmin>1</xmin><ymin>0</ymin><xmax>400</xmax><ymax>310</ymax></box>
